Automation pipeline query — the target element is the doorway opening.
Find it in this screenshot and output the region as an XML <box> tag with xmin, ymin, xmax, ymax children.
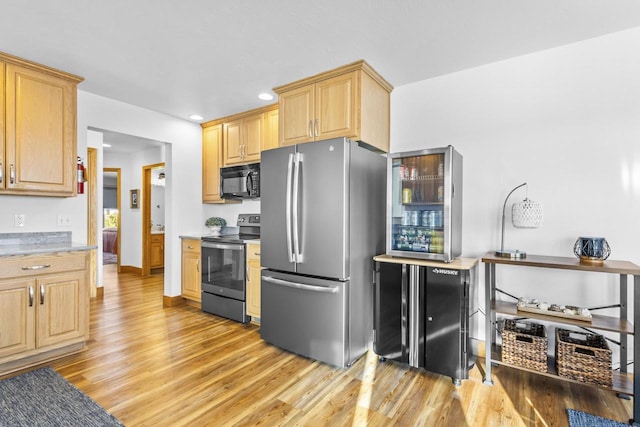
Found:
<box><xmin>142</xmin><ymin>163</ymin><xmax>165</xmax><ymax>276</ymax></box>
<box><xmin>102</xmin><ymin>168</ymin><xmax>121</xmax><ymax>270</ymax></box>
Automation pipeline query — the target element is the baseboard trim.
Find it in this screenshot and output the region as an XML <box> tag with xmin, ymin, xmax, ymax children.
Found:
<box><xmin>163</xmin><ymin>295</ymin><xmax>184</xmax><ymax>308</ymax></box>
<box><xmin>119</xmin><ymin>265</ymin><xmax>142</xmax><ymax>275</ymax></box>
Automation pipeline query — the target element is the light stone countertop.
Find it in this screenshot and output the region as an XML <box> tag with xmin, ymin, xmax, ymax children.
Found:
<box><xmin>0</xmin><ymin>232</ymin><xmax>96</xmax><ymax>257</ymax></box>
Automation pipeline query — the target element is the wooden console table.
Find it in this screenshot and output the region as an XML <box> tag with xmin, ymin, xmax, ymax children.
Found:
<box><xmin>482</xmin><ymin>252</ymin><xmax>640</xmax><ymax>425</ymax></box>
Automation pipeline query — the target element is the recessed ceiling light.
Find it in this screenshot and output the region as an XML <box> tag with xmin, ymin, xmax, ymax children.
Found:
<box><xmin>258</xmin><ymin>93</ymin><xmax>274</xmax><ymax>101</ymax></box>
<box><xmin>102</xmin><ymin>143</ymin><xmax>111</xmax><ymax>148</ymax></box>
<box><xmin>190</xmin><ymin>114</ymin><xmax>204</xmax><ymax>121</ymax></box>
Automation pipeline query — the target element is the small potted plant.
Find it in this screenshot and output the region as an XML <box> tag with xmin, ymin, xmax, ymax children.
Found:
<box><xmin>205</xmin><ymin>217</ymin><xmax>226</xmax><ymax>236</ymax></box>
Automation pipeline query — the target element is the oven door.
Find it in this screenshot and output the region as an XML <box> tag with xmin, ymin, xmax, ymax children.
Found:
<box><xmin>201</xmin><ymin>241</ymin><xmax>246</xmax><ymax>301</ymax></box>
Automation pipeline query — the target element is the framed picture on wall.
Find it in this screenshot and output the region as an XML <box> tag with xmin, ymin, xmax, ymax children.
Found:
<box><xmin>130</xmin><ymin>189</ymin><xmax>140</xmax><ymax>209</ymax></box>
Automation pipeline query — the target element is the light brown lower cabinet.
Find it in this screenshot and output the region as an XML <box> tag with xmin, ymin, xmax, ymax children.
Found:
<box><xmin>150</xmin><ymin>233</ymin><xmax>164</xmax><ymax>268</ymax></box>
<box><xmin>181</xmin><ymin>239</ymin><xmax>201</xmax><ymax>303</ymax></box>
<box><xmin>246</xmin><ymin>243</ymin><xmax>261</xmax><ymax>320</ymax></box>
<box><xmin>0</xmin><ymin>251</ymin><xmax>89</xmax><ymax>376</ymax></box>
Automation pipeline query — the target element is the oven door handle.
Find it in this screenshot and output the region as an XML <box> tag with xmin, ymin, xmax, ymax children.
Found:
<box><xmin>262</xmin><ymin>276</ymin><xmax>339</xmax><ymax>293</ymax></box>
<box><xmin>201</xmin><ymin>242</ymin><xmax>244</xmax><ymax>251</ymax></box>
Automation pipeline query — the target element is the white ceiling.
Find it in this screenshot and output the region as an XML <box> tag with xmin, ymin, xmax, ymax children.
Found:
<box><xmin>2</xmin><ymin>0</ymin><xmax>640</xmax><ymax>125</ymax></box>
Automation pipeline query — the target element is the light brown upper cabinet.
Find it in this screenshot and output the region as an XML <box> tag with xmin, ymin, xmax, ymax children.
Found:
<box><xmin>0</xmin><ymin>51</ymin><xmax>83</xmax><ymax>197</ymax></box>
<box><xmin>263</xmin><ymin>108</ymin><xmax>279</xmax><ymax>153</ymax></box>
<box><xmin>223</xmin><ymin>112</ymin><xmax>263</xmax><ymax>166</ymax></box>
<box><xmin>201</xmin><ymin>124</ymin><xmax>238</xmax><ymax>204</ymax></box>
<box><xmin>274</xmin><ymin>60</ymin><xmax>393</xmax><ymax>153</ymax></box>
<box><xmin>201</xmin><ymin>103</ymin><xmax>277</xmax><ymax>203</ymax></box>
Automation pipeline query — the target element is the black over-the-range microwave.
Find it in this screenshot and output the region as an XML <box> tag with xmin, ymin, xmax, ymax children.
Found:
<box><xmin>220</xmin><ymin>162</ymin><xmax>260</xmax><ymax>199</ymax></box>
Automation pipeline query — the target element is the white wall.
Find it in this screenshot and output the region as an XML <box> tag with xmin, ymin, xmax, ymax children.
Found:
<box><xmin>79</xmin><ymin>91</ymin><xmax>202</xmax><ymax>297</ymax></box>
<box><xmin>391</xmin><ymin>27</ymin><xmax>640</xmax><ymax>363</ymax></box>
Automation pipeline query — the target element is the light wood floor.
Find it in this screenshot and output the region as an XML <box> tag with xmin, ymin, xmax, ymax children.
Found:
<box><xmin>48</xmin><ymin>265</ymin><xmax>632</xmax><ymax>426</ymax></box>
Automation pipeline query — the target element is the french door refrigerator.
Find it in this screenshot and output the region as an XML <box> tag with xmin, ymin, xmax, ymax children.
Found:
<box><xmin>260</xmin><ymin>137</ymin><xmax>386</xmax><ymax>367</ymax></box>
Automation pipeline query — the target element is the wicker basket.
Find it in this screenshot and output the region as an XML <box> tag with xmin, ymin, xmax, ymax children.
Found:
<box><xmin>555</xmin><ymin>328</ymin><xmax>612</xmax><ymax>387</ymax></box>
<box><xmin>502</xmin><ymin>319</ymin><xmax>548</xmax><ymax>372</ymax></box>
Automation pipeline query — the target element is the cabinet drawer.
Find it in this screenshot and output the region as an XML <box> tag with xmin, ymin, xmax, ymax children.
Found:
<box><xmin>0</xmin><ymin>252</ymin><xmax>87</xmax><ymax>280</ymax></box>
<box><xmin>246</xmin><ymin>243</ymin><xmax>261</xmax><ymax>263</ymax></box>
<box><xmin>182</xmin><ymin>239</ymin><xmax>201</xmax><ymax>255</ymax></box>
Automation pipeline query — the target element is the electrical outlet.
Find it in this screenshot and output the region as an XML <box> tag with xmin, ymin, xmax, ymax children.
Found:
<box><xmin>57</xmin><ymin>214</ymin><xmax>72</xmax><ymax>227</ymax></box>
<box><xmin>14</xmin><ymin>214</ymin><xmax>25</xmax><ymax>227</ymax></box>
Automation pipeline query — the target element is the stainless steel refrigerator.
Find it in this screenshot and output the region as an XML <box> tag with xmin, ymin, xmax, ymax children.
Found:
<box><xmin>260</xmin><ymin>137</ymin><xmax>386</xmax><ymax>367</ymax></box>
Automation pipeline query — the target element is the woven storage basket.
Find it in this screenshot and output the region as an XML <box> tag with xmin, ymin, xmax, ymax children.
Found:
<box><xmin>502</xmin><ymin>319</ymin><xmax>547</xmax><ymax>372</ymax></box>
<box><xmin>555</xmin><ymin>328</ymin><xmax>612</xmax><ymax>387</ymax></box>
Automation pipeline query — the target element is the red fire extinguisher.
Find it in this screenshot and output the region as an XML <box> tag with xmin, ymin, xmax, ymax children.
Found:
<box><xmin>77</xmin><ymin>156</ymin><xmax>86</xmax><ymax>194</ymax></box>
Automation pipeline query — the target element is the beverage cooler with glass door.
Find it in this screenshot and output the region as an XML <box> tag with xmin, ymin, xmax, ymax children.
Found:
<box><xmin>386</xmin><ymin>146</ymin><xmax>462</xmax><ymax>262</ymax></box>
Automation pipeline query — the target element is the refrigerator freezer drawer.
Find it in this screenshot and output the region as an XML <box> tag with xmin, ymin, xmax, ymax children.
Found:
<box><xmin>260</xmin><ymin>270</ymin><xmax>348</xmax><ymax>367</ymax></box>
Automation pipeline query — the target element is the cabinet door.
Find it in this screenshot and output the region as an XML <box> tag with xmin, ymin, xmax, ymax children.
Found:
<box><xmin>262</xmin><ymin>108</ymin><xmax>279</xmax><ymax>152</ymax></box>
<box><xmin>246</xmin><ymin>265</ymin><xmax>261</xmax><ymax>318</ymax></box>
<box><xmin>246</xmin><ymin>243</ymin><xmax>261</xmax><ymax>318</ymax></box>
<box><xmin>182</xmin><ymin>240</ymin><xmax>201</xmax><ymax>302</ymax></box>
<box><xmin>223</xmin><ymin>119</ymin><xmax>243</xmax><ymax>165</ymax></box>
<box><xmin>315</xmin><ymin>71</ymin><xmax>357</xmax><ymax>141</ymax></box>
<box><xmin>373</xmin><ymin>262</ymin><xmax>405</xmax><ymax>362</ymax></box>
<box><xmin>0</xmin><ymin>62</ymin><xmax>5</xmax><ymax>190</ymax></box>
<box><xmin>150</xmin><ymin>235</ymin><xmax>164</xmax><ymax>268</ymax></box>
<box><xmin>242</xmin><ymin>113</ymin><xmax>263</xmax><ymax>163</ymax></box>
<box><xmin>36</xmin><ymin>271</ymin><xmax>87</xmax><ymax>348</ymax></box>
<box><xmin>4</xmin><ymin>63</ymin><xmax>76</xmax><ymax>195</ymax></box>
<box><xmin>202</xmin><ymin>124</ymin><xmax>223</xmax><ymax>203</ymax></box>
<box><xmin>424</xmin><ymin>266</ymin><xmax>466</xmax><ymax>380</ymax></box>
<box><xmin>0</xmin><ymin>278</ymin><xmax>35</xmax><ymax>358</ymax></box>
<box><xmin>279</xmin><ymin>84</ymin><xmax>314</xmax><ymax>146</ymax></box>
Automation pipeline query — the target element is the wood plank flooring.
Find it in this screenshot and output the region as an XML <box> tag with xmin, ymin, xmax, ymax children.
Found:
<box><xmin>47</xmin><ymin>265</ymin><xmax>633</xmax><ymax>426</ymax></box>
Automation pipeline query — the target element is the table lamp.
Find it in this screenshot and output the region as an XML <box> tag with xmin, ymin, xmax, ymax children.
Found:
<box><xmin>495</xmin><ymin>182</ymin><xmax>544</xmax><ymax>259</ymax></box>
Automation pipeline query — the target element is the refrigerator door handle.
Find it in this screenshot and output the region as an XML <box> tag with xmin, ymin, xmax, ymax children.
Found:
<box><xmin>292</xmin><ymin>152</ymin><xmax>303</xmax><ymax>263</ymax></box>
<box><xmin>263</xmin><ymin>275</ymin><xmax>339</xmax><ymax>293</ymax></box>
<box><xmin>285</xmin><ymin>153</ymin><xmax>295</xmax><ymax>263</ymax></box>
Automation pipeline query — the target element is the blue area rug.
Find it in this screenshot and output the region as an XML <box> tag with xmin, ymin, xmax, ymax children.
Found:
<box><xmin>567</xmin><ymin>408</ymin><xmax>629</xmax><ymax>427</ymax></box>
<box><xmin>0</xmin><ymin>366</ymin><xmax>123</xmax><ymax>426</ymax></box>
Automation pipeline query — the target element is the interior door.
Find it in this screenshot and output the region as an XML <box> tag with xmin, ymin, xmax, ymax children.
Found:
<box><xmin>260</xmin><ymin>145</ymin><xmax>297</xmax><ymax>273</ymax></box>
<box><xmin>295</xmin><ymin>138</ymin><xmax>349</xmax><ymax>279</ymax></box>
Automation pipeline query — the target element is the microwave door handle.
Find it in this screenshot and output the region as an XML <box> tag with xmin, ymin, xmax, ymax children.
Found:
<box><xmin>285</xmin><ymin>153</ymin><xmax>294</xmax><ymax>263</ymax></box>
<box><xmin>292</xmin><ymin>152</ymin><xmax>302</xmax><ymax>263</ymax></box>
<box><xmin>246</xmin><ymin>172</ymin><xmax>253</xmax><ymax>197</ymax></box>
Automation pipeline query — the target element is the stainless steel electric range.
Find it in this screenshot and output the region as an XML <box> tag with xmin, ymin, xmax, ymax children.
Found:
<box><xmin>201</xmin><ymin>213</ymin><xmax>260</xmax><ymax>323</ymax></box>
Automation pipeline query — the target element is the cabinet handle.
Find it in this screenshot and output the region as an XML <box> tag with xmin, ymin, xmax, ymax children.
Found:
<box><xmin>314</xmin><ymin>119</ymin><xmax>319</xmax><ymax>137</ymax></box>
<box><xmin>10</xmin><ymin>164</ymin><xmax>15</xmax><ymax>184</ymax></box>
<box><xmin>308</xmin><ymin>120</ymin><xmax>313</xmax><ymax>138</ymax></box>
<box><xmin>29</xmin><ymin>286</ymin><xmax>34</xmax><ymax>307</ymax></box>
<box><xmin>187</xmin><ymin>245</ymin><xmax>194</xmax><ymax>249</ymax></box>
<box><xmin>0</xmin><ymin>162</ymin><xmax>3</xmax><ymax>184</ymax></box>
<box><xmin>254</xmin><ymin>252</ymin><xmax>260</xmax><ymax>256</ymax></box>
<box><xmin>196</xmin><ymin>259</ymin><xmax>200</xmax><ymax>273</ymax></box>
<box><xmin>21</xmin><ymin>264</ymin><xmax>51</xmax><ymax>270</ymax></box>
<box><xmin>40</xmin><ymin>284</ymin><xmax>45</xmax><ymax>305</ymax></box>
